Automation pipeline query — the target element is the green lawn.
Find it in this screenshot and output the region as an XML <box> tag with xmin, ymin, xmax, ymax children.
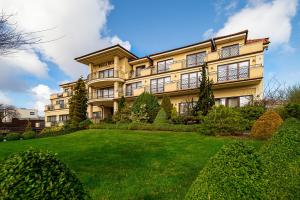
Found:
<box><xmin>0</xmin><ymin>129</ymin><xmax>262</xmax><ymax>200</ymax></box>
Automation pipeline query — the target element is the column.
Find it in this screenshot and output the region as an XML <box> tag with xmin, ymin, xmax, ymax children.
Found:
<box><xmin>88</xmin><ymin>104</ymin><xmax>93</xmax><ymax>119</ymax></box>
<box><xmin>114</xmin><ymin>82</ymin><xmax>119</xmax><ymax>99</ymax></box>
<box><xmin>113</xmin><ymin>101</ymin><xmax>118</xmax><ymax>113</ymax></box>
<box><xmin>114</xmin><ymin>56</ymin><xmax>120</xmax><ymax>77</ymax></box>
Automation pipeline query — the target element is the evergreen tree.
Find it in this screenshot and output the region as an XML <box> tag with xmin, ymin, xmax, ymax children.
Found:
<box><xmin>69</xmin><ymin>77</ymin><xmax>88</xmax><ymax>126</ymax></box>
<box><xmin>194</xmin><ymin>64</ymin><xmax>215</xmax><ymax>116</ymax></box>
<box><xmin>161</xmin><ymin>95</ymin><xmax>173</xmax><ymax>119</ymax></box>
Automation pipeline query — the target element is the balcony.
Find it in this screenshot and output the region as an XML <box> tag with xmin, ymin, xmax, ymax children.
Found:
<box><xmin>88</xmin><ymin>91</ymin><xmax>114</xmax><ymax>104</ymax></box>
<box><xmin>45</xmin><ymin>105</ymin><xmax>54</xmax><ymax>111</ymax></box>
<box><xmin>87</xmin><ymin>70</ymin><xmax>125</xmax><ymax>87</ymax></box>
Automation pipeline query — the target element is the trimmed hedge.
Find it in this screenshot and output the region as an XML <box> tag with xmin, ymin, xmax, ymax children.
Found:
<box><xmin>90</xmin><ymin>122</ymin><xmax>198</xmax><ymax>132</ymax></box>
<box><xmin>185</xmin><ymin>119</ymin><xmax>300</xmax><ymax>199</ymax></box>
<box><xmin>259</xmin><ymin>118</ymin><xmax>300</xmax><ymax>199</ymax></box>
<box><xmin>185</xmin><ymin>142</ymin><xmax>261</xmax><ymax>200</ymax></box>
<box><xmin>5</xmin><ymin>132</ymin><xmax>20</xmax><ymax>141</ymax></box>
<box><xmin>251</xmin><ymin>110</ymin><xmax>283</xmax><ymax>139</ymax></box>
<box><xmin>154</xmin><ymin>108</ymin><xmax>168</xmax><ymax>124</ymax></box>
<box><xmin>0</xmin><ymin>149</ymin><xmax>90</xmax><ymax>199</ymax></box>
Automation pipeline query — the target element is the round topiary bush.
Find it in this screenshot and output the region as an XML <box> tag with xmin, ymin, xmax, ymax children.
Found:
<box><xmin>251</xmin><ymin>110</ymin><xmax>283</xmax><ymax>139</ymax></box>
<box><xmin>0</xmin><ymin>149</ymin><xmax>90</xmax><ymax>199</ymax></box>
<box><xmin>5</xmin><ymin>132</ymin><xmax>20</xmax><ymax>141</ymax></box>
<box><xmin>22</xmin><ymin>131</ymin><xmax>36</xmax><ymax>140</ymax></box>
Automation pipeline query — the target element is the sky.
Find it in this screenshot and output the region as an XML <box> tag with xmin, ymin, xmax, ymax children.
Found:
<box><xmin>0</xmin><ymin>0</ymin><xmax>299</xmax><ymax>116</ymax></box>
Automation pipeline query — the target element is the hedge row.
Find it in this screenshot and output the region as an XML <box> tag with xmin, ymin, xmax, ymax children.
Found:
<box><xmin>89</xmin><ymin>122</ymin><xmax>198</xmax><ymax>132</ymax></box>
<box><xmin>185</xmin><ymin>118</ymin><xmax>300</xmax><ymax>199</ymax></box>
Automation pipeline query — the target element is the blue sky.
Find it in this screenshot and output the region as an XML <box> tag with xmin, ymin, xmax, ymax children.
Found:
<box><xmin>0</xmin><ymin>0</ymin><xmax>299</xmax><ymax>115</ymax></box>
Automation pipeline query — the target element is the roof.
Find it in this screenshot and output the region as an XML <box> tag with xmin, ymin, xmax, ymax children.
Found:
<box><xmin>247</xmin><ymin>38</ymin><xmax>270</xmax><ymax>45</ymax></box>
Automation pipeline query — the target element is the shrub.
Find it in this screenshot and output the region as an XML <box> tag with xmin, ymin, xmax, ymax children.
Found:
<box><xmin>131</xmin><ymin>104</ymin><xmax>150</xmax><ymax>123</ymax></box>
<box><xmin>287</xmin><ymin>84</ymin><xmax>300</xmax><ymax>104</ymax></box>
<box><xmin>78</xmin><ymin>119</ymin><xmax>93</xmax><ymax>129</ymax></box>
<box><xmin>161</xmin><ymin>95</ymin><xmax>173</xmax><ymax>119</ymax></box>
<box><xmin>185</xmin><ymin>142</ymin><xmax>261</xmax><ymax>200</ymax></box>
<box><xmin>0</xmin><ymin>149</ymin><xmax>90</xmax><ymax>199</ymax></box>
<box><xmin>118</xmin><ymin>96</ymin><xmax>126</xmax><ymax>111</ymax></box>
<box><xmin>22</xmin><ymin>131</ymin><xmax>35</xmax><ymax>140</ymax></box>
<box><xmin>24</xmin><ymin>120</ymin><xmax>32</xmax><ymax>131</ymax></box>
<box><xmin>284</xmin><ymin>103</ymin><xmax>300</xmax><ymax>119</ymax></box>
<box><xmin>251</xmin><ymin>110</ymin><xmax>283</xmax><ymax>139</ymax></box>
<box><xmin>112</xmin><ymin>105</ymin><xmax>132</xmax><ymax>123</ymax></box>
<box><xmin>132</xmin><ymin>92</ymin><xmax>160</xmax><ymax>123</ymax></box>
<box><xmin>238</xmin><ymin>105</ymin><xmax>266</xmax><ymax>129</ymax></box>
<box><xmin>198</xmin><ymin>106</ymin><xmax>248</xmax><ymax>135</ymax></box>
<box><xmin>5</xmin><ymin>132</ymin><xmax>20</xmax><ymax>141</ymax></box>
<box><xmin>90</xmin><ymin>122</ymin><xmax>129</xmax><ymax>130</ymax></box>
<box><xmin>0</xmin><ymin>134</ymin><xmax>3</xmax><ymax>142</ymax></box>
<box><xmin>154</xmin><ymin>108</ymin><xmax>168</xmax><ymax>124</ymax></box>
<box><xmin>128</xmin><ymin>122</ymin><xmax>198</xmax><ymax>132</ymax></box>
<box><xmin>40</xmin><ymin>126</ymin><xmax>64</xmax><ymax>135</ymax></box>
<box><xmin>259</xmin><ymin>118</ymin><xmax>300</xmax><ymax>199</ymax></box>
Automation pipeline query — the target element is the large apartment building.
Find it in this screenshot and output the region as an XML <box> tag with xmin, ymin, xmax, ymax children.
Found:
<box><xmin>45</xmin><ymin>30</ymin><xmax>269</xmax><ymax>127</ymax></box>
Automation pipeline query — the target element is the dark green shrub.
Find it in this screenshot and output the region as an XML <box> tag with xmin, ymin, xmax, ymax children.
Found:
<box><xmin>5</xmin><ymin>132</ymin><xmax>20</xmax><ymax>141</ymax></box>
<box><xmin>132</xmin><ymin>92</ymin><xmax>160</xmax><ymax>123</ymax></box>
<box><xmin>198</xmin><ymin>106</ymin><xmax>248</xmax><ymax>135</ymax></box>
<box><xmin>287</xmin><ymin>84</ymin><xmax>300</xmax><ymax>104</ymax></box>
<box><xmin>0</xmin><ymin>149</ymin><xmax>89</xmax><ymax>199</ymax></box>
<box><xmin>128</xmin><ymin>122</ymin><xmax>198</xmax><ymax>132</ymax></box>
<box><xmin>238</xmin><ymin>105</ymin><xmax>266</xmax><ymax>129</ymax></box>
<box><xmin>161</xmin><ymin>95</ymin><xmax>173</xmax><ymax>119</ymax></box>
<box><xmin>0</xmin><ymin>134</ymin><xmax>3</xmax><ymax>142</ymax></box>
<box><xmin>154</xmin><ymin>108</ymin><xmax>168</xmax><ymax>124</ymax></box>
<box><xmin>118</xmin><ymin>96</ymin><xmax>126</xmax><ymax>110</ymax></box>
<box><xmin>251</xmin><ymin>110</ymin><xmax>283</xmax><ymax>139</ymax></box>
<box><xmin>78</xmin><ymin>119</ymin><xmax>93</xmax><ymax>129</ymax></box>
<box><xmin>185</xmin><ymin>142</ymin><xmax>261</xmax><ymax>200</ymax></box>
<box><xmin>22</xmin><ymin>131</ymin><xmax>35</xmax><ymax>140</ymax></box>
<box><xmin>259</xmin><ymin>118</ymin><xmax>300</xmax><ymax>199</ymax></box>
<box><xmin>112</xmin><ymin>105</ymin><xmax>132</xmax><ymax>123</ymax></box>
<box><xmin>284</xmin><ymin>103</ymin><xmax>300</xmax><ymax>119</ymax></box>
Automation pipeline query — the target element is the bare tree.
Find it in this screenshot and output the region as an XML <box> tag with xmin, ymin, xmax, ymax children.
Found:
<box><xmin>0</xmin><ymin>11</ymin><xmax>59</xmax><ymax>55</ymax></box>
<box><xmin>0</xmin><ymin>104</ymin><xmax>19</xmax><ymax>124</ymax></box>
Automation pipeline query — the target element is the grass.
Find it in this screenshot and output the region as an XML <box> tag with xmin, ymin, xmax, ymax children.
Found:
<box><xmin>0</xmin><ymin>129</ymin><xmax>263</xmax><ymax>200</ymax></box>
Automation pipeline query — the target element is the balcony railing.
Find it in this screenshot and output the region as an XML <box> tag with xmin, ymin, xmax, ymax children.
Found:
<box><xmin>87</xmin><ymin>70</ymin><xmax>122</xmax><ymax>81</ymax></box>
<box><xmin>217</xmin><ymin>66</ymin><xmax>249</xmax><ymax>82</ymax></box>
<box><xmin>178</xmin><ymin>78</ymin><xmax>201</xmax><ymax>90</ymax></box>
<box><xmin>45</xmin><ymin>105</ymin><xmax>54</xmax><ymax>111</ymax></box>
<box><xmin>219</xmin><ymin>45</ymin><xmax>240</xmax><ymax>59</ymax></box>
<box><xmin>89</xmin><ymin>92</ymin><xmax>114</xmax><ymax>100</ymax></box>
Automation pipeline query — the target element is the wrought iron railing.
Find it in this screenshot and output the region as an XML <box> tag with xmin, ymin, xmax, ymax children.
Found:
<box><xmin>219</xmin><ymin>45</ymin><xmax>240</xmax><ymax>59</ymax></box>
<box><xmin>178</xmin><ymin>78</ymin><xmax>201</xmax><ymax>90</ymax></box>
<box><xmin>89</xmin><ymin>91</ymin><xmax>114</xmax><ymax>100</ymax></box>
<box><xmin>217</xmin><ymin>65</ymin><xmax>249</xmax><ymax>82</ymax></box>
<box><xmin>87</xmin><ymin>70</ymin><xmax>122</xmax><ymax>81</ymax></box>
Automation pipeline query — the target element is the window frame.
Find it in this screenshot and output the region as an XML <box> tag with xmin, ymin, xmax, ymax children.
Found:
<box><xmin>135</xmin><ymin>65</ymin><xmax>145</xmax><ymax>77</ymax></box>
<box><xmin>125</xmin><ymin>81</ymin><xmax>142</xmax><ymax>96</ymax></box>
<box><xmin>157</xmin><ymin>59</ymin><xmax>173</xmax><ymax>73</ymax></box>
<box><xmin>220</xmin><ymin>44</ymin><xmax>240</xmax><ymax>58</ymax></box>
<box><xmin>180</xmin><ymin>71</ymin><xmax>202</xmax><ymax>89</ymax></box>
<box><xmin>178</xmin><ymin>101</ymin><xmax>197</xmax><ymax>115</ymax></box>
<box><xmin>217</xmin><ymin>60</ymin><xmax>250</xmax><ymax>82</ymax></box>
<box><xmin>98</xmin><ymin>68</ymin><xmax>114</xmax><ymax>78</ymax></box>
<box><xmin>96</xmin><ymin>87</ymin><xmax>114</xmax><ymax>98</ymax></box>
<box><xmin>186</xmin><ymin>51</ymin><xmax>206</xmax><ymax>67</ymax></box>
<box><xmin>150</xmin><ymin>76</ymin><xmax>171</xmax><ymax>93</ymax></box>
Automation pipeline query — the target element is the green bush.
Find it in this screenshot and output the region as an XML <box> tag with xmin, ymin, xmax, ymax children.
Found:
<box><xmin>198</xmin><ymin>106</ymin><xmax>248</xmax><ymax>135</ymax></box>
<box><xmin>112</xmin><ymin>105</ymin><xmax>132</xmax><ymax>123</ymax></box>
<box><xmin>284</xmin><ymin>103</ymin><xmax>300</xmax><ymax>119</ymax></box>
<box><xmin>132</xmin><ymin>92</ymin><xmax>160</xmax><ymax>123</ymax></box>
<box><xmin>39</xmin><ymin>124</ymin><xmax>78</xmax><ymax>138</ymax></box>
<box><xmin>185</xmin><ymin>142</ymin><xmax>261</xmax><ymax>200</ymax></box>
<box><xmin>0</xmin><ymin>134</ymin><xmax>3</xmax><ymax>142</ymax></box>
<box><xmin>154</xmin><ymin>108</ymin><xmax>168</xmax><ymax>124</ymax></box>
<box><xmin>161</xmin><ymin>95</ymin><xmax>173</xmax><ymax>119</ymax></box>
<box><xmin>0</xmin><ymin>149</ymin><xmax>90</xmax><ymax>199</ymax></box>
<box><xmin>24</xmin><ymin>120</ymin><xmax>32</xmax><ymax>131</ymax></box>
<box><xmin>238</xmin><ymin>105</ymin><xmax>266</xmax><ymax>129</ymax></box>
<box><xmin>89</xmin><ymin>122</ymin><xmax>129</xmax><ymax>130</ymax></box>
<box><xmin>22</xmin><ymin>131</ymin><xmax>35</xmax><ymax>140</ymax></box>
<box><xmin>287</xmin><ymin>84</ymin><xmax>300</xmax><ymax>104</ymax></box>
<box><xmin>78</xmin><ymin>119</ymin><xmax>93</xmax><ymax>129</ymax></box>
<box><xmin>5</xmin><ymin>132</ymin><xmax>20</xmax><ymax>141</ymax></box>
<box><xmin>259</xmin><ymin>118</ymin><xmax>300</xmax><ymax>199</ymax></box>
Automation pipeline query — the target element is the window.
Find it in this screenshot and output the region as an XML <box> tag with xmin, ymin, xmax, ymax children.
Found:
<box><xmin>59</xmin><ymin>114</ymin><xmax>69</xmax><ymax>122</ymax></box>
<box><xmin>179</xmin><ymin>102</ymin><xmax>197</xmax><ymax>115</ymax></box>
<box><xmin>126</xmin><ymin>82</ymin><xmax>142</xmax><ymax>96</ymax></box>
<box><xmin>30</xmin><ymin>112</ymin><xmax>35</xmax><ymax>115</ymax></box>
<box><xmin>217</xmin><ymin>61</ymin><xmax>249</xmax><ymax>82</ymax></box>
<box><xmin>220</xmin><ymin>44</ymin><xmax>239</xmax><ymax>58</ymax></box>
<box><xmin>157</xmin><ymin>59</ymin><xmax>173</xmax><ymax>73</ymax></box>
<box><xmin>56</xmin><ymin>100</ymin><xmax>64</xmax><ymax>105</ymax></box>
<box><xmin>99</xmin><ymin>68</ymin><xmax>114</xmax><ymax>78</ymax></box>
<box><xmin>96</xmin><ymin>87</ymin><xmax>114</xmax><ymax>98</ymax></box>
<box><xmin>215</xmin><ymin>95</ymin><xmax>253</xmax><ymax>107</ymax></box>
<box><xmin>92</xmin><ymin>112</ymin><xmax>102</xmax><ymax>119</ymax></box>
<box><xmin>135</xmin><ymin>65</ymin><xmax>145</xmax><ymax>77</ymax></box>
<box><xmin>186</xmin><ymin>52</ymin><xmax>206</xmax><ymax>67</ymax></box>
<box><xmin>180</xmin><ymin>71</ymin><xmax>202</xmax><ymax>89</ymax></box>
<box><xmin>150</xmin><ymin>76</ymin><xmax>171</xmax><ymax>93</ymax></box>
<box><xmin>47</xmin><ymin>115</ymin><xmax>57</xmax><ymax>122</ymax></box>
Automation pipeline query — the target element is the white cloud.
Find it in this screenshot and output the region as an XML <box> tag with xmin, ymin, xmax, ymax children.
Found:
<box><xmin>0</xmin><ymin>91</ymin><xmax>11</xmax><ymax>104</ymax></box>
<box><xmin>202</xmin><ymin>29</ymin><xmax>216</xmax><ymax>39</ymax></box>
<box><xmin>0</xmin><ymin>0</ymin><xmax>131</xmax><ymax>80</ymax></box>
<box><xmin>216</xmin><ymin>0</ymin><xmax>298</xmax><ymax>46</ymax></box>
<box><xmin>31</xmin><ymin>84</ymin><xmax>57</xmax><ymax>116</ymax></box>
